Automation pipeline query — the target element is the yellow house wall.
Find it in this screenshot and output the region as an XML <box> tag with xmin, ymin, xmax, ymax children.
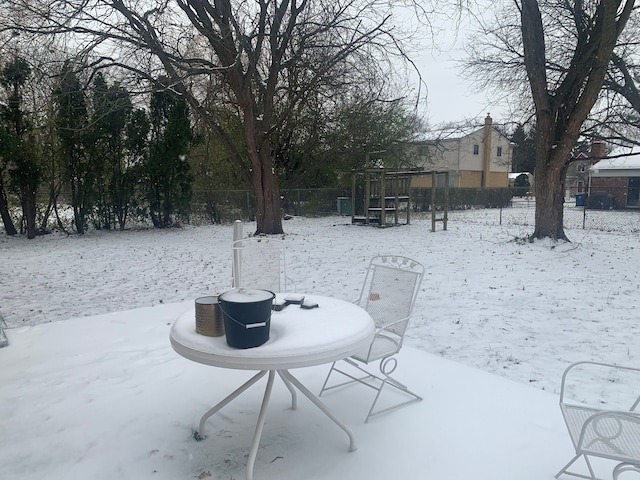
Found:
<box><xmin>411</xmin><ymin>171</ymin><xmax>508</xmax><ymax>188</ymax></box>
<box><xmin>486</xmin><ymin>171</ymin><xmax>509</xmax><ymax>187</ymax></box>
<box><xmin>459</xmin><ymin>171</ymin><xmax>508</xmax><ymax>188</ymax></box>
<box><xmin>458</xmin><ymin>171</ymin><xmax>483</xmax><ymax>187</ymax></box>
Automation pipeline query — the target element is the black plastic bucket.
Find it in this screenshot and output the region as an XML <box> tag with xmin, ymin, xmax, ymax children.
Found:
<box><xmin>218</xmin><ymin>288</ymin><xmax>275</xmax><ymax>349</ymax></box>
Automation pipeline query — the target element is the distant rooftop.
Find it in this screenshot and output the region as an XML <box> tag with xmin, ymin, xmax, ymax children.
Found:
<box><xmin>591</xmin><ymin>151</ymin><xmax>640</xmax><ymax>171</ymax></box>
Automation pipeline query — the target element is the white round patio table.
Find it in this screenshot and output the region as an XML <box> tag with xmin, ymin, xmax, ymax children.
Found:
<box><xmin>170</xmin><ymin>293</ymin><xmax>374</xmax><ymax>480</ymax></box>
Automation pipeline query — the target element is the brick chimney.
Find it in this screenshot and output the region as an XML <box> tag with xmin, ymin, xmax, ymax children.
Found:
<box><xmin>482</xmin><ymin>114</ymin><xmax>492</xmax><ymax>187</ymax></box>
<box><xmin>589</xmin><ymin>139</ymin><xmax>606</xmax><ymax>160</ymax></box>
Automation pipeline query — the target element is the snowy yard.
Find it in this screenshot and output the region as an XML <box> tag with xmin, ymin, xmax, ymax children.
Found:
<box><xmin>1</xmin><ymin>213</ymin><xmax>639</xmax><ymax>479</ymax></box>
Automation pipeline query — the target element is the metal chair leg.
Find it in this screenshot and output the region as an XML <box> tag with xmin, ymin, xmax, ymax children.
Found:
<box><xmin>614</xmin><ymin>463</ymin><xmax>640</xmax><ymax>480</ymax></box>
<box><xmin>319</xmin><ymin>357</ymin><xmax>422</xmax><ymax>422</ymax></box>
<box><xmin>555</xmin><ymin>453</ymin><xmax>603</xmax><ymax>480</ymax></box>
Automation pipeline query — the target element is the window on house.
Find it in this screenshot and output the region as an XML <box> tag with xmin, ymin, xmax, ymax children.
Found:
<box><xmin>497</xmin><ymin>146</ymin><xmax>502</xmax><ymax>157</ymax></box>
<box><xmin>436</xmin><ymin>174</ymin><xmax>455</xmax><ymax>188</ymax></box>
<box><xmin>473</xmin><ymin>144</ymin><xmax>479</xmax><ymax>155</ymax></box>
<box><xmin>577</xmin><ymin>164</ymin><xmax>586</xmax><ymax>173</ymax></box>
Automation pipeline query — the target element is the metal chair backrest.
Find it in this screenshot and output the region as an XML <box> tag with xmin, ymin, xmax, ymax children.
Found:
<box><xmin>319</xmin><ymin>255</ymin><xmax>425</xmax><ymax>422</ymax></box>
<box><xmin>232</xmin><ymin>237</ymin><xmax>286</xmax><ymax>293</ymax></box>
<box><xmin>357</xmin><ymin>255</ymin><xmax>424</xmax><ymax>341</ymax></box>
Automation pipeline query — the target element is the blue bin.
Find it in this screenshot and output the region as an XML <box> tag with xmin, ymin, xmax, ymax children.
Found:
<box><xmin>575</xmin><ymin>193</ymin><xmax>586</xmax><ymax>207</ymax></box>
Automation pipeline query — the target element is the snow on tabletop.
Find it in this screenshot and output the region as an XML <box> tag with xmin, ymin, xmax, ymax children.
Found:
<box><xmin>171</xmin><ymin>294</ymin><xmax>373</xmax><ymax>362</ymax></box>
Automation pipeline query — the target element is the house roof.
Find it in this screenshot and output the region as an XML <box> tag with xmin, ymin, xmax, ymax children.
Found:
<box><xmin>417</xmin><ymin>125</ymin><xmax>509</xmax><ymax>144</ymax></box>
<box><xmin>410</xmin><ymin>116</ymin><xmax>512</xmax><ymax>145</ymax></box>
<box><xmin>590</xmin><ymin>150</ymin><xmax>640</xmax><ymax>177</ymax></box>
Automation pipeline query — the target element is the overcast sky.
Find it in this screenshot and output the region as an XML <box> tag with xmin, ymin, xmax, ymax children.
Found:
<box><xmin>414</xmin><ymin>48</ymin><xmax>501</xmax><ymax>126</ymax></box>
<box><xmin>401</xmin><ymin>4</ymin><xmax>511</xmax><ymax>127</ymax></box>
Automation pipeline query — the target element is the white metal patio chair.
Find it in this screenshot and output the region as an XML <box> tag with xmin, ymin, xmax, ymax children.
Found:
<box><xmin>319</xmin><ymin>255</ymin><xmax>424</xmax><ymax>422</ymax></box>
<box><xmin>556</xmin><ymin>361</ymin><xmax>640</xmax><ymax>480</ymax></box>
<box><xmin>232</xmin><ymin>237</ymin><xmax>295</xmax><ymax>293</ymax></box>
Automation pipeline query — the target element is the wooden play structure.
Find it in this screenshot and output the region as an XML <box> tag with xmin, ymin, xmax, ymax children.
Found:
<box><xmin>349</xmin><ymin>168</ymin><xmax>449</xmax><ymax>231</ymax></box>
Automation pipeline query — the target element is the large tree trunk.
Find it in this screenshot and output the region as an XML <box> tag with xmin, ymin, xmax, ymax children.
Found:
<box><xmin>533</xmin><ymin>156</ymin><xmax>569</xmax><ymax>240</ymax></box>
<box><xmin>243</xmin><ymin>107</ymin><xmax>283</xmax><ymax>235</ymax></box>
<box><xmin>531</xmin><ymin>111</ymin><xmax>573</xmax><ymax>241</ymax></box>
<box><xmin>249</xmin><ymin>148</ymin><xmax>283</xmax><ymax>235</ymax></box>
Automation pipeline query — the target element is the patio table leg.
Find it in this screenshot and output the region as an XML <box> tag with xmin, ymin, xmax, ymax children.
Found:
<box><xmin>246</xmin><ymin>370</ymin><xmax>276</xmax><ymax>480</ymax></box>
<box><xmin>277</xmin><ymin>370</ymin><xmax>298</xmax><ymax>410</ymax></box>
<box><xmin>198</xmin><ymin>370</ymin><xmax>268</xmax><ymax>437</ymax></box>
<box><xmin>279</xmin><ymin>369</ymin><xmax>357</xmax><ymax>452</ymax></box>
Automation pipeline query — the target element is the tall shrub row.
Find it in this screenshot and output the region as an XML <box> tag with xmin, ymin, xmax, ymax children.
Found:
<box><xmin>0</xmin><ymin>58</ymin><xmax>194</xmax><ymax>236</ymax></box>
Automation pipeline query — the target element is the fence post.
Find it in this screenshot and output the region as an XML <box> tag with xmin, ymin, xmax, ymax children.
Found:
<box><xmin>431</xmin><ymin>172</ymin><xmax>436</xmax><ymax>232</ymax></box>
<box><xmin>443</xmin><ymin>172</ymin><xmax>449</xmax><ymax>230</ymax></box>
<box><xmin>232</xmin><ymin>220</ymin><xmax>243</xmax><ymax>287</ymax></box>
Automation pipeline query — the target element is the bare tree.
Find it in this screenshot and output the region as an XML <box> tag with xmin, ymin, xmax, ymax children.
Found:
<box><xmin>595</xmin><ymin>14</ymin><xmax>640</xmax><ymax>146</ymax></box>
<box><xmin>466</xmin><ymin>0</ymin><xmax>635</xmax><ymax>240</ymax></box>
<box><xmin>2</xmin><ymin>0</ymin><xmax>421</xmax><ymax>234</ymax></box>
<box><xmin>522</xmin><ymin>0</ymin><xmax>635</xmax><ymax>240</ymax></box>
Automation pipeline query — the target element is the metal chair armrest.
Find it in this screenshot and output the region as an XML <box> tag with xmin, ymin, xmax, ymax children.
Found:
<box><xmin>376</xmin><ymin>316</ymin><xmax>410</xmax><ymax>339</ymax></box>
<box><xmin>559</xmin><ymin>361</ymin><xmax>640</xmax><ymax>408</ymax></box>
<box><xmin>354</xmin><ymin>318</ymin><xmax>408</xmax><ymax>363</ymax></box>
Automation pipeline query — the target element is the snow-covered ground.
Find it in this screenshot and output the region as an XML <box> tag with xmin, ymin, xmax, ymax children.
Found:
<box><xmin>2</xmin><ymin>213</ymin><xmax>639</xmax><ymax>393</ymax></box>
<box><xmin>1</xmin><ymin>212</ymin><xmax>639</xmax><ymax>479</ymax></box>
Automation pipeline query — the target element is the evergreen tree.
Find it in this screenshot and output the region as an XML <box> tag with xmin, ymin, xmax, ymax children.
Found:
<box><xmin>0</xmin><ymin>122</ymin><xmax>18</xmax><ymax>235</ymax></box>
<box><xmin>144</xmin><ymin>89</ymin><xmax>193</xmax><ymax>228</ymax></box>
<box><xmin>116</xmin><ymin>107</ymin><xmax>149</xmax><ymax>230</ymax></box>
<box><xmin>510</xmin><ymin>124</ymin><xmax>536</xmax><ymax>174</ymax></box>
<box><xmin>88</xmin><ymin>73</ymin><xmax>133</xmax><ymax>230</ymax></box>
<box><xmin>0</xmin><ymin>56</ymin><xmax>41</xmax><ymax>239</ymax></box>
<box><xmin>53</xmin><ymin>61</ymin><xmax>93</xmax><ymax>234</ymax></box>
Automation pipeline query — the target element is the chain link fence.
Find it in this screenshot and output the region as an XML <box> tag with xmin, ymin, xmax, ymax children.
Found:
<box><xmin>188</xmin><ymin>188</ymin><xmax>352</xmax><ymax>224</ymax></box>
<box><xmin>448</xmin><ymin>194</ymin><xmax>640</xmax><ymax>234</ymax></box>
<box><xmin>190</xmin><ymin>187</ymin><xmax>640</xmax><ymax>234</ymax></box>
<box><xmin>7</xmin><ymin>187</ymin><xmax>640</xmax><ymax>233</ymax></box>
<box><xmin>90</xmin><ymin>187</ymin><xmax>640</xmax><ymax>233</ymax></box>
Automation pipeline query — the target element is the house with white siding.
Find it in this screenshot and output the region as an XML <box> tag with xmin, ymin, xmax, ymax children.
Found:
<box><xmin>407</xmin><ymin>114</ymin><xmax>513</xmax><ymax>188</ymax></box>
